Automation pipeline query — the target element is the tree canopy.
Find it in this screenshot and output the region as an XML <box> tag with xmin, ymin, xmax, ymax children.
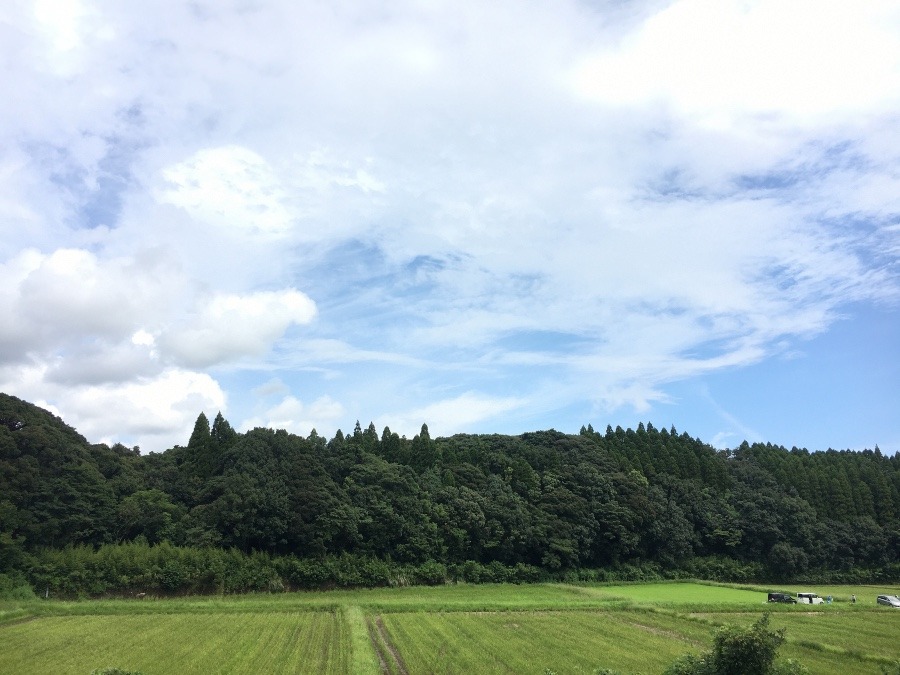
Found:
<box><xmin>2</xmin><ymin>392</ymin><xmax>898</xmax><ymax>587</ymax></box>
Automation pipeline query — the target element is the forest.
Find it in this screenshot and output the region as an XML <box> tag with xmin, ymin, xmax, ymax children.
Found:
<box><xmin>1</xmin><ymin>392</ymin><xmax>898</xmax><ymax>597</ymax></box>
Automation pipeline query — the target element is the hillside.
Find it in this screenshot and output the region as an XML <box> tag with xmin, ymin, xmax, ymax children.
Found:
<box><xmin>1</xmin><ymin>393</ymin><xmax>898</xmax><ymax>593</ymax></box>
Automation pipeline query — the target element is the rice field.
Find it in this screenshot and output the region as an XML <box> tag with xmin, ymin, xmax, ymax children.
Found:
<box><xmin>567</xmin><ymin>581</ymin><xmax>768</xmax><ymax>605</ymax></box>
<box><xmin>692</xmin><ymin>609</ymin><xmax>900</xmax><ymax>674</ymax></box>
<box><xmin>379</xmin><ymin>609</ymin><xmax>708</xmax><ymax>674</ymax></box>
<box><xmin>0</xmin><ymin>611</ymin><xmax>349</xmax><ymax>675</ymax></box>
<box><xmin>2</xmin><ymin>581</ymin><xmax>899</xmax><ymax>674</ymax></box>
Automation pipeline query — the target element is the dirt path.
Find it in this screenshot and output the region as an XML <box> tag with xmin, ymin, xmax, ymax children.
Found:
<box><xmin>366</xmin><ymin>614</ymin><xmax>409</xmax><ymax>675</ymax></box>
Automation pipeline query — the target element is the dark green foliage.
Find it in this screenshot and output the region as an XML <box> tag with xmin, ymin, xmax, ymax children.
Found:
<box><xmin>2</xmin><ymin>391</ymin><xmax>899</xmax><ymax>594</ymax></box>
<box><xmin>116</xmin><ymin>490</ymin><xmax>184</xmax><ymax>544</ymax></box>
<box><xmin>0</xmin><ymin>394</ymin><xmax>116</xmax><ymax>553</ymax></box>
<box><xmin>210</xmin><ymin>412</ymin><xmax>237</xmax><ymax>449</ymax></box>
<box><xmin>708</xmin><ymin>614</ymin><xmax>785</xmax><ymax>675</ymax></box>
<box><xmin>664</xmin><ymin>614</ymin><xmax>807</xmax><ymax>675</ymax></box>
<box><xmin>29</xmin><ymin>541</ymin><xmax>285</xmax><ymax>596</ymax></box>
<box><xmin>0</xmin><ymin>571</ymin><xmax>35</xmax><ymax>599</ymax></box>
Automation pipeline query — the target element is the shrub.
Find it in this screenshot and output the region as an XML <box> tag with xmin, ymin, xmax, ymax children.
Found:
<box><xmin>664</xmin><ymin>613</ymin><xmax>807</xmax><ymax>675</ymax></box>
<box><xmin>412</xmin><ymin>560</ymin><xmax>447</xmax><ymax>586</ymax></box>
<box><xmin>0</xmin><ymin>572</ymin><xmax>35</xmax><ymax>600</ymax></box>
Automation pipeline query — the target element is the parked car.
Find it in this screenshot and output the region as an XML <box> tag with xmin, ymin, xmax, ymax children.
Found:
<box><xmin>796</xmin><ymin>592</ymin><xmax>824</xmax><ymax>605</ymax></box>
<box><xmin>767</xmin><ymin>592</ymin><xmax>797</xmax><ymax>604</ymax></box>
<box><xmin>876</xmin><ymin>595</ymin><xmax>900</xmax><ymax>607</ymax></box>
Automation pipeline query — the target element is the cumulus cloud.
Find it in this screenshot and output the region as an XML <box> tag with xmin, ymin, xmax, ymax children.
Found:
<box><xmin>0</xmin><ymin>247</ymin><xmax>181</xmax><ymax>364</ymax></box>
<box><xmin>571</xmin><ymin>0</ymin><xmax>900</xmax><ymax>123</ymax></box>
<box><xmin>1</xmin><ymin>0</ymin><xmax>898</xmax><ymax>450</ymax></box>
<box><xmin>0</xmin><ymin>363</ymin><xmax>225</xmax><ymax>451</ymax></box>
<box><xmin>160</xmin><ymin>289</ymin><xmax>317</xmax><ymax>368</ymax></box>
<box><xmin>0</xmin><ymin>243</ymin><xmax>316</xmax><ymax>447</ymax></box>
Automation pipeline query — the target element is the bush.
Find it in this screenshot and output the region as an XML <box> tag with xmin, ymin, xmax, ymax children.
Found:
<box><xmin>0</xmin><ymin>572</ymin><xmax>35</xmax><ymax>600</ymax></box>
<box><xmin>275</xmin><ymin>556</ymin><xmax>330</xmax><ymax>589</ymax></box>
<box><xmin>411</xmin><ymin>560</ymin><xmax>447</xmax><ymax>586</ymax></box>
<box><xmin>664</xmin><ymin>613</ymin><xmax>807</xmax><ymax>675</ymax></box>
<box><xmin>510</xmin><ymin>562</ymin><xmax>544</xmax><ymax>583</ymax></box>
<box><xmin>453</xmin><ymin>560</ymin><xmax>490</xmax><ymax>583</ymax></box>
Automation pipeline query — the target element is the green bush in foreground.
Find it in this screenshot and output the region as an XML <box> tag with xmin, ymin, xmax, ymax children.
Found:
<box><xmin>664</xmin><ymin>613</ymin><xmax>807</xmax><ymax>675</ymax></box>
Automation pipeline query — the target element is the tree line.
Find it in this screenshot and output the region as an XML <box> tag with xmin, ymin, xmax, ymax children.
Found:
<box><xmin>1</xmin><ymin>393</ymin><xmax>898</xmax><ymax>596</ymax></box>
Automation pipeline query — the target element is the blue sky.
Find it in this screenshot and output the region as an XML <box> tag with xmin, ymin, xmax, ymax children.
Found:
<box><xmin>1</xmin><ymin>0</ymin><xmax>898</xmax><ymax>454</ymax></box>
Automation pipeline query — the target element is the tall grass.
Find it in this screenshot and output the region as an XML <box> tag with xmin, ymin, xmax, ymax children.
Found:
<box><xmin>342</xmin><ymin>605</ymin><xmax>381</xmax><ymax>675</ymax></box>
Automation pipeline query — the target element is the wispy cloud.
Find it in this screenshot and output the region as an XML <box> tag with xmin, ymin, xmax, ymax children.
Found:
<box><xmin>1</xmin><ymin>0</ymin><xmax>897</xmax><ymax>451</ymax></box>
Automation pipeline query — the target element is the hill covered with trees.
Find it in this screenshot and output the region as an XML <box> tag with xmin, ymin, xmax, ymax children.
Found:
<box><xmin>1</xmin><ymin>392</ymin><xmax>897</xmax><ymax>596</ymax></box>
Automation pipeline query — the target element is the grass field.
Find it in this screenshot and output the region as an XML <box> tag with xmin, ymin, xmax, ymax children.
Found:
<box><xmin>2</xmin><ymin>581</ymin><xmax>899</xmax><ymax>674</ymax></box>
<box><xmin>0</xmin><ymin>612</ymin><xmax>349</xmax><ymax>675</ymax></box>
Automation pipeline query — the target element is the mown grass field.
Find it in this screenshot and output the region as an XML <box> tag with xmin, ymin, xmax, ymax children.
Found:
<box><xmin>2</xmin><ymin>581</ymin><xmax>899</xmax><ymax>674</ymax></box>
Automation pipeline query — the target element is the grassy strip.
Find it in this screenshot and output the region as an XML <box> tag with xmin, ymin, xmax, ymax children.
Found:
<box><xmin>11</xmin><ymin>581</ymin><xmax>897</xmax><ymax>618</ymax></box>
<box><xmin>343</xmin><ymin>605</ymin><xmax>381</xmax><ymax>675</ymax></box>
<box><xmin>686</xmin><ymin>609</ymin><xmax>900</xmax><ymax>673</ymax></box>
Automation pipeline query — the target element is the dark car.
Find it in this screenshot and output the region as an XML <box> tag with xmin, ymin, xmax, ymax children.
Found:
<box><xmin>767</xmin><ymin>592</ymin><xmax>797</xmax><ymax>604</ymax></box>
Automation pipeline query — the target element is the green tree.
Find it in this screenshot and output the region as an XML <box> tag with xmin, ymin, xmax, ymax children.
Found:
<box><xmin>117</xmin><ymin>489</ymin><xmax>184</xmax><ymax>544</ymax></box>
<box><xmin>188</xmin><ymin>412</ymin><xmax>211</xmax><ymax>450</ymax></box>
<box><xmin>211</xmin><ymin>412</ymin><xmax>237</xmax><ymax>450</ymax></box>
<box><xmin>664</xmin><ymin>614</ymin><xmax>806</xmax><ymax>675</ymax></box>
<box><xmin>410</xmin><ymin>423</ymin><xmax>438</xmax><ymax>470</ymax></box>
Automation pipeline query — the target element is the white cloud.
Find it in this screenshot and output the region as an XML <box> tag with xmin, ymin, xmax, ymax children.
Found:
<box><xmin>1</xmin><ymin>364</ymin><xmax>225</xmax><ymax>451</ymax></box>
<box><xmin>251</xmin><ymin>377</ymin><xmax>289</xmax><ymax>398</ymax></box>
<box><xmin>160</xmin><ymin>289</ymin><xmax>317</xmax><ymax>368</ymax></box>
<box><xmin>0</xmin><ymin>247</ymin><xmax>182</xmax><ymax>363</ymax></box>
<box><xmin>0</xmin><ymin>244</ymin><xmax>316</xmax><ymax>447</ymax></box>
<box><xmin>388</xmin><ymin>392</ymin><xmax>526</xmax><ymax>438</ymax></box>
<box><xmin>1</xmin><ymin>0</ymin><xmax>898</xmax><ymax>450</ymax></box>
<box><xmin>571</xmin><ymin>0</ymin><xmax>900</xmax><ymax>124</ymax></box>
<box><xmin>158</xmin><ymin>146</ymin><xmax>293</xmax><ymax>235</ymax></box>
<box><xmin>241</xmin><ymin>394</ymin><xmax>345</xmax><ymax>436</ymax></box>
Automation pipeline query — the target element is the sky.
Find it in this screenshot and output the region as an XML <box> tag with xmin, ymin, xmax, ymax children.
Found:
<box><xmin>1</xmin><ymin>0</ymin><xmax>899</xmax><ymax>455</ymax></box>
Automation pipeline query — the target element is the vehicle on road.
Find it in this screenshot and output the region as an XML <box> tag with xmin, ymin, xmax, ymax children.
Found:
<box><xmin>767</xmin><ymin>592</ymin><xmax>797</xmax><ymax>603</ymax></box>
<box><xmin>796</xmin><ymin>592</ymin><xmax>825</xmax><ymax>605</ymax></box>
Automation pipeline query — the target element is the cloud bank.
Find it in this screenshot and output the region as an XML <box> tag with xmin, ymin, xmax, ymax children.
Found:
<box><xmin>1</xmin><ymin>0</ymin><xmax>898</xmax><ymax>451</ymax></box>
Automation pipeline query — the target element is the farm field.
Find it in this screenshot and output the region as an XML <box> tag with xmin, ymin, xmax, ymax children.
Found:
<box><xmin>2</xmin><ymin>581</ymin><xmax>899</xmax><ymax>674</ymax></box>
<box><xmin>0</xmin><ymin>611</ymin><xmax>350</xmax><ymax>675</ymax></box>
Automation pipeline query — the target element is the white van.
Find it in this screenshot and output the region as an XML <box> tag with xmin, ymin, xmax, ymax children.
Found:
<box><xmin>796</xmin><ymin>592</ymin><xmax>824</xmax><ymax>605</ymax></box>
